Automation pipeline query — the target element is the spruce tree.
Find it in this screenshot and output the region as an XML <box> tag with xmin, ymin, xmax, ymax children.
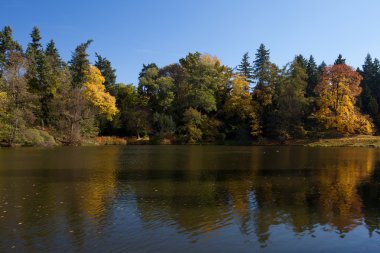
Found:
<box><xmin>69</xmin><ymin>40</ymin><xmax>92</xmax><ymax>88</ymax></box>
<box><xmin>334</xmin><ymin>54</ymin><xmax>346</xmax><ymax>65</ymax></box>
<box><xmin>306</xmin><ymin>55</ymin><xmax>318</xmax><ymax>97</ymax></box>
<box><xmin>0</xmin><ymin>26</ymin><xmax>23</xmax><ymax>77</ymax></box>
<box><xmin>237</xmin><ymin>52</ymin><xmax>253</xmax><ymax>83</ymax></box>
<box><xmin>26</xmin><ymin>26</ymin><xmax>44</xmax><ymax>92</ymax></box>
<box><xmin>94</xmin><ymin>53</ymin><xmax>116</xmax><ymax>90</ymax></box>
<box><xmin>46</xmin><ymin>40</ymin><xmax>64</xmax><ymax>70</ymax></box>
<box><xmin>253</xmin><ymin>43</ymin><xmax>271</xmax><ymax>89</ymax></box>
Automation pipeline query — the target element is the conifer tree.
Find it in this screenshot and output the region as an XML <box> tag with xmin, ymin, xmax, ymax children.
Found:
<box><xmin>237</xmin><ymin>52</ymin><xmax>253</xmax><ymax>83</ymax></box>
<box><xmin>0</xmin><ymin>26</ymin><xmax>22</xmax><ymax>77</ymax></box>
<box><xmin>69</xmin><ymin>40</ymin><xmax>92</xmax><ymax>88</ymax></box>
<box><xmin>94</xmin><ymin>53</ymin><xmax>116</xmax><ymax>90</ymax></box>
<box><xmin>334</xmin><ymin>54</ymin><xmax>346</xmax><ymax>65</ymax></box>
<box><xmin>306</xmin><ymin>55</ymin><xmax>319</xmax><ymax>97</ymax></box>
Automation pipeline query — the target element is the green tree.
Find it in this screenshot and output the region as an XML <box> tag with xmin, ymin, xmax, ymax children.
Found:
<box><xmin>306</xmin><ymin>55</ymin><xmax>319</xmax><ymax>97</ymax></box>
<box><xmin>0</xmin><ymin>26</ymin><xmax>23</xmax><ymax>77</ymax></box>
<box><xmin>69</xmin><ymin>40</ymin><xmax>92</xmax><ymax>88</ymax></box>
<box><xmin>138</xmin><ymin>64</ymin><xmax>174</xmax><ymax>114</ymax></box>
<box><xmin>334</xmin><ymin>54</ymin><xmax>346</xmax><ymax>65</ymax></box>
<box><xmin>251</xmin><ymin>44</ymin><xmax>279</xmax><ymax>138</ymax></box>
<box><xmin>94</xmin><ymin>53</ymin><xmax>116</xmax><ymax>90</ymax></box>
<box><xmin>237</xmin><ymin>52</ymin><xmax>253</xmax><ymax>83</ymax></box>
<box><xmin>274</xmin><ymin>58</ymin><xmax>308</xmax><ymax>139</ymax></box>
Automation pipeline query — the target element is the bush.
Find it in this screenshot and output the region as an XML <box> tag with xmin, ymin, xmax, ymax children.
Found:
<box><xmin>18</xmin><ymin>128</ymin><xmax>57</xmax><ymax>147</ymax></box>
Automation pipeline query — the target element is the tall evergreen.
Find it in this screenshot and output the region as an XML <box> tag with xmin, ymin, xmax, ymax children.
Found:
<box><xmin>94</xmin><ymin>53</ymin><xmax>116</xmax><ymax>90</ymax></box>
<box><xmin>237</xmin><ymin>52</ymin><xmax>253</xmax><ymax>83</ymax></box>
<box><xmin>357</xmin><ymin>54</ymin><xmax>380</xmax><ymax>131</ymax></box>
<box><xmin>26</xmin><ymin>26</ymin><xmax>44</xmax><ymax>92</ymax></box>
<box><xmin>0</xmin><ymin>26</ymin><xmax>22</xmax><ymax>77</ymax></box>
<box><xmin>69</xmin><ymin>40</ymin><xmax>92</xmax><ymax>88</ymax></box>
<box><xmin>294</xmin><ymin>54</ymin><xmax>308</xmax><ymax>70</ymax></box>
<box><xmin>46</xmin><ymin>40</ymin><xmax>64</xmax><ymax>70</ymax></box>
<box><xmin>334</xmin><ymin>54</ymin><xmax>346</xmax><ymax>65</ymax></box>
<box><xmin>253</xmin><ymin>43</ymin><xmax>271</xmax><ymax>89</ymax></box>
<box><xmin>306</xmin><ymin>55</ymin><xmax>318</xmax><ymax>97</ymax></box>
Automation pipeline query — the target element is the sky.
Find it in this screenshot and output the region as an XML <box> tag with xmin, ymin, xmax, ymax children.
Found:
<box><xmin>2</xmin><ymin>0</ymin><xmax>380</xmax><ymax>84</ymax></box>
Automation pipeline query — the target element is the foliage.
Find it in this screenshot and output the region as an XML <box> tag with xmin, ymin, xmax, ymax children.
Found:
<box><xmin>237</xmin><ymin>52</ymin><xmax>253</xmax><ymax>83</ymax></box>
<box><xmin>82</xmin><ymin>66</ymin><xmax>118</xmax><ymax>120</ymax></box>
<box><xmin>314</xmin><ymin>64</ymin><xmax>373</xmax><ymax>135</ymax></box>
<box><xmin>95</xmin><ymin>53</ymin><xmax>116</xmax><ymax>90</ymax></box>
<box><xmin>2</xmin><ymin>25</ymin><xmax>380</xmax><ymax>146</ymax></box>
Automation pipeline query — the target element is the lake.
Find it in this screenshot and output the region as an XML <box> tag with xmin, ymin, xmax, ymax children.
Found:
<box><xmin>0</xmin><ymin>145</ymin><xmax>380</xmax><ymax>252</ymax></box>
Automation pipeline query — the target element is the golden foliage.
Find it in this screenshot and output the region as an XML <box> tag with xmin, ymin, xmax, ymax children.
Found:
<box><xmin>314</xmin><ymin>64</ymin><xmax>373</xmax><ymax>135</ymax></box>
<box><xmin>82</xmin><ymin>66</ymin><xmax>118</xmax><ymax>120</ymax></box>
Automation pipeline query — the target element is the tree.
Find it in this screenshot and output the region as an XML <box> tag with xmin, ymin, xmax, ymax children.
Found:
<box><xmin>94</xmin><ymin>53</ymin><xmax>116</xmax><ymax>90</ymax></box>
<box><xmin>138</xmin><ymin>64</ymin><xmax>174</xmax><ymax>114</ymax></box>
<box><xmin>223</xmin><ymin>75</ymin><xmax>254</xmax><ymax>139</ymax></box>
<box><xmin>274</xmin><ymin>58</ymin><xmax>308</xmax><ymax>139</ymax></box>
<box><xmin>0</xmin><ymin>52</ymin><xmax>38</xmax><ymax>145</ymax></box>
<box><xmin>69</xmin><ymin>40</ymin><xmax>92</xmax><ymax>88</ymax></box>
<box><xmin>109</xmin><ymin>83</ymin><xmax>151</xmax><ymax>138</ymax></box>
<box><xmin>82</xmin><ymin>66</ymin><xmax>118</xmax><ymax>120</ymax></box>
<box><xmin>253</xmin><ymin>44</ymin><xmax>271</xmax><ymax>89</ymax></box>
<box><xmin>314</xmin><ymin>64</ymin><xmax>373</xmax><ymax>135</ymax></box>
<box><xmin>0</xmin><ymin>26</ymin><xmax>22</xmax><ymax>77</ymax></box>
<box><xmin>251</xmin><ymin>43</ymin><xmax>279</xmax><ymax>138</ymax></box>
<box><xmin>334</xmin><ymin>54</ymin><xmax>346</xmax><ymax>65</ymax></box>
<box><xmin>237</xmin><ymin>52</ymin><xmax>253</xmax><ymax>83</ymax></box>
<box><xmin>306</xmin><ymin>55</ymin><xmax>319</xmax><ymax>97</ymax></box>
<box><xmin>180</xmin><ymin>107</ymin><xmax>204</xmax><ymax>143</ymax></box>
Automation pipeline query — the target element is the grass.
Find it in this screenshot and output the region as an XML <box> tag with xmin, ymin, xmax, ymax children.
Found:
<box><xmin>307</xmin><ymin>135</ymin><xmax>380</xmax><ymax>147</ymax></box>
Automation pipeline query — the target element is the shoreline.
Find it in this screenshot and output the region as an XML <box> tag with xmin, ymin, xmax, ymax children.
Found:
<box><xmin>3</xmin><ymin>135</ymin><xmax>380</xmax><ymax>148</ymax></box>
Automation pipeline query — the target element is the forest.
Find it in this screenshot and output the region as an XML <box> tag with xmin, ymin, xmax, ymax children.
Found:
<box><xmin>0</xmin><ymin>26</ymin><xmax>379</xmax><ymax>146</ymax></box>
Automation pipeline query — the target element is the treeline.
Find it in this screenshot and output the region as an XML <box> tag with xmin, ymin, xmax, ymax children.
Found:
<box><xmin>0</xmin><ymin>26</ymin><xmax>378</xmax><ymax>146</ymax></box>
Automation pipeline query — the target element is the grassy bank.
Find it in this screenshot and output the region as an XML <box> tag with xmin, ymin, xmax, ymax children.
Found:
<box><xmin>306</xmin><ymin>135</ymin><xmax>380</xmax><ymax>147</ymax></box>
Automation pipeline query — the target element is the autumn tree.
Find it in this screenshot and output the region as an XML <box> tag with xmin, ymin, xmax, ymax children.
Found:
<box><xmin>223</xmin><ymin>75</ymin><xmax>254</xmax><ymax>140</ymax></box>
<box><xmin>0</xmin><ymin>52</ymin><xmax>38</xmax><ymax>145</ymax></box>
<box><xmin>82</xmin><ymin>65</ymin><xmax>118</xmax><ymax>120</ymax></box>
<box><xmin>314</xmin><ymin>64</ymin><xmax>373</xmax><ymax>135</ymax></box>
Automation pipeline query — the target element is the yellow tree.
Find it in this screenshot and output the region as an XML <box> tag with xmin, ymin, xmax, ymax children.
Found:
<box><xmin>314</xmin><ymin>64</ymin><xmax>373</xmax><ymax>135</ymax></box>
<box><xmin>82</xmin><ymin>65</ymin><xmax>118</xmax><ymax>120</ymax></box>
<box><xmin>223</xmin><ymin>75</ymin><xmax>254</xmax><ymax>137</ymax></box>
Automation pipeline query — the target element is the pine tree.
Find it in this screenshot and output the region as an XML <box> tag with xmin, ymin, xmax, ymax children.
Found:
<box><xmin>334</xmin><ymin>54</ymin><xmax>346</xmax><ymax>65</ymax></box>
<box><xmin>46</xmin><ymin>40</ymin><xmax>64</xmax><ymax>70</ymax></box>
<box><xmin>69</xmin><ymin>40</ymin><xmax>92</xmax><ymax>88</ymax></box>
<box><xmin>306</xmin><ymin>55</ymin><xmax>318</xmax><ymax>97</ymax></box>
<box><xmin>0</xmin><ymin>26</ymin><xmax>23</xmax><ymax>77</ymax></box>
<box><xmin>94</xmin><ymin>53</ymin><xmax>116</xmax><ymax>90</ymax></box>
<box><xmin>26</xmin><ymin>26</ymin><xmax>44</xmax><ymax>92</ymax></box>
<box><xmin>253</xmin><ymin>43</ymin><xmax>271</xmax><ymax>89</ymax></box>
<box><xmin>237</xmin><ymin>52</ymin><xmax>253</xmax><ymax>83</ymax></box>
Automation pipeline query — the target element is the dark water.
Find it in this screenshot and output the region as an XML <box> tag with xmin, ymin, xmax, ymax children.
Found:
<box><xmin>1</xmin><ymin>146</ymin><xmax>380</xmax><ymax>252</ymax></box>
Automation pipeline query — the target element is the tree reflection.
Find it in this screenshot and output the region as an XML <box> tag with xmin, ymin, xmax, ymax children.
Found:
<box><xmin>123</xmin><ymin>147</ymin><xmax>379</xmax><ymax>245</ymax></box>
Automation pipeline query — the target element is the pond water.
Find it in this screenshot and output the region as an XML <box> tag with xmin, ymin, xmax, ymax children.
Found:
<box><xmin>0</xmin><ymin>145</ymin><xmax>380</xmax><ymax>252</ymax></box>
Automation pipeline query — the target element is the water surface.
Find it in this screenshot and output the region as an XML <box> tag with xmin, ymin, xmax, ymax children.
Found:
<box><xmin>1</xmin><ymin>146</ymin><xmax>380</xmax><ymax>252</ymax></box>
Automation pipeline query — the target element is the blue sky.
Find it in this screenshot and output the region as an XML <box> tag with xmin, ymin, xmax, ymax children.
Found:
<box><xmin>2</xmin><ymin>0</ymin><xmax>380</xmax><ymax>84</ymax></box>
